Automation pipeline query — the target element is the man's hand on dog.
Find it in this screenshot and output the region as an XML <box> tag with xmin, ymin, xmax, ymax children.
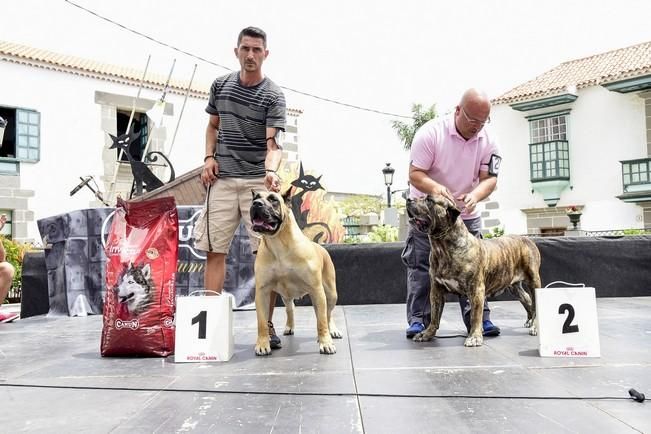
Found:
<box><xmin>458</xmin><ymin>192</ymin><xmax>479</xmax><ymax>214</ymax></box>
<box><xmin>431</xmin><ymin>183</ymin><xmax>456</xmax><ymax>204</ymax></box>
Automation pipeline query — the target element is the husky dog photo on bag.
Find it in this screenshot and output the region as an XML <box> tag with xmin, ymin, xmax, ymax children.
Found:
<box><xmin>115</xmin><ymin>262</ymin><xmax>155</xmax><ymax>318</ymax></box>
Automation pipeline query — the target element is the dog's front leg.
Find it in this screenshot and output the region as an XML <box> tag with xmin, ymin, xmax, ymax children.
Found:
<box><xmin>464</xmin><ymin>288</ymin><xmax>485</xmax><ymax>347</ymax></box>
<box><xmin>414</xmin><ymin>288</ymin><xmax>444</xmax><ymax>342</ymax></box>
<box><xmin>311</xmin><ymin>291</ymin><xmax>336</xmax><ymax>354</ymax></box>
<box><xmin>254</xmin><ymin>286</ymin><xmax>272</xmax><ymax>356</ymax></box>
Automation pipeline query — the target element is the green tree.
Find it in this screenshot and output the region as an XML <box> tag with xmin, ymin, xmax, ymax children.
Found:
<box><xmin>1</xmin><ymin>237</ymin><xmax>30</xmax><ymax>299</ymax></box>
<box><xmin>337</xmin><ymin>195</ymin><xmax>383</xmax><ymax>217</ymax></box>
<box><xmin>391</xmin><ymin>103</ymin><xmax>438</xmax><ymax>150</ymax></box>
<box><xmin>368</xmin><ymin>225</ymin><xmax>399</xmax><ymax>243</ymax></box>
<box><xmin>483</xmin><ymin>226</ymin><xmax>505</xmax><ymax>239</ymax></box>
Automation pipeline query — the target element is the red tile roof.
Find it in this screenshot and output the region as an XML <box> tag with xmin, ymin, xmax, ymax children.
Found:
<box><xmin>0</xmin><ymin>39</ymin><xmax>303</xmax><ymax>114</ymax></box>
<box><xmin>493</xmin><ymin>41</ymin><xmax>651</xmax><ymax>105</ymax></box>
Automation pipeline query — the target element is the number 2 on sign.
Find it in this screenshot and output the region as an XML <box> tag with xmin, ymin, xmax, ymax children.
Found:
<box><xmin>192</xmin><ymin>310</ymin><xmax>207</xmax><ymax>339</ymax></box>
<box><xmin>558</xmin><ymin>303</ymin><xmax>579</xmax><ymax>334</ymax></box>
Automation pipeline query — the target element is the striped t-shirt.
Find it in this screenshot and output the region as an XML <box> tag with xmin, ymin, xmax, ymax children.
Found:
<box><xmin>206</xmin><ymin>71</ymin><xmax>286</xmax><ymax>178</ymax></box>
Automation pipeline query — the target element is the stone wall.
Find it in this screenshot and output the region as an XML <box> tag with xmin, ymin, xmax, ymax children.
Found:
<box><xmin>0</xmin><ymin>174</ymin><xmax>34</xmax><ymax>242</ymax></box>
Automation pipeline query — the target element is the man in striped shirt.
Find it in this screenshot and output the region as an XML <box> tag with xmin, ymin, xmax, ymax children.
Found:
<box><xmin>194</xmin><ymin>27</ymin><xmax>285</xmax><ymax>348</ymax></box>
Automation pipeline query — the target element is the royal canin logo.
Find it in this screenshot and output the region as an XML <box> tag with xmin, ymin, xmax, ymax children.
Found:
<box><xmin>115</xmin><ymin>319</ymin><xmax>139</xmax><ymax>330</ymax></box>
<box><xmin>553</xmin><ymin>346</ymin><xmax>588</xmax><ymax>356</ymax></box>
<box><xmin>162</xmin><ymin>316</ymin><xmax>175</xmax><ymax>328</ymax></box>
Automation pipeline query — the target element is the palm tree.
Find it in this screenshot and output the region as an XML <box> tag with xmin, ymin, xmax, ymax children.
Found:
<box><xmin>391</xmin><ymin>103</ymin><xmax>438</xmax><ymax>150</ymax></box>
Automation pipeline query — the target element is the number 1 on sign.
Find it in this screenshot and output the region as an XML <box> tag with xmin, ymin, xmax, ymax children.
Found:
<box><xmin>558</xmin><ymin>303</ymin><xmax>579</xmax><ymax>334</ymax></box>
<box><xmin>192</xmin><ymin>310</ymin><xmax>207</xmax><ymax>339</ymax></box>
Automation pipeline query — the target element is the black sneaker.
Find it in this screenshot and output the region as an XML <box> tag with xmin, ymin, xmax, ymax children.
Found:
<box><xmin>268</xmin><ymin>321</ymin><xmax>282</xmax><ymax>349</ymax></box>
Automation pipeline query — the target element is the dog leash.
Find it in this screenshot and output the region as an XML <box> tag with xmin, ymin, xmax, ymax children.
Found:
<box><xmin>205</xmin><ymin>183</ymin><xmax>213</xmax><ymax>252</ymax></box>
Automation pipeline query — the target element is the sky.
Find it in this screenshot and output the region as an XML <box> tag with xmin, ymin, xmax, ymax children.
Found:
<box><xmin>3</xmin><ymin>0</ymin><xmax>651</xmax><ymax>197</ymax></box>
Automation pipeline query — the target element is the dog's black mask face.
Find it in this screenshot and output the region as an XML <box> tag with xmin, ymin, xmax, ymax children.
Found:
<box><xmin>250</xmin><ymin>191</ymin><xmax>284</xmax><ymax>235</ymax></box>
<box><xmin>406</xmin><ymin>195</ymin><xmax>460</xmax><ymax>235</ymax></box>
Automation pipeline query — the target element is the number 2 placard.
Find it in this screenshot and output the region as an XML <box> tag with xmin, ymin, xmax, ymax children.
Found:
<box><xmin>535</xmin><ymin>286</ymin><xmax>601</xmax><ymax>358</ymax></box>
<box><xmin>174</xmin><ymin>294</ymin><xmax>234</xmax><ymax>363</ymax></box>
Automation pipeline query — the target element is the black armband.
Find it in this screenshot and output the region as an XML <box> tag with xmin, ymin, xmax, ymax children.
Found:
<box><xmin>488</xmin><ymin>154</ymin><xmax>502</xmax><ymax>176</ymax></box>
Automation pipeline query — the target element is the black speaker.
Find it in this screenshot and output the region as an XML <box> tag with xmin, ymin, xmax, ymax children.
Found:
<box><xmin>20</xmin><ymin>251</ymin><xmax>49</xmax><ymax>318</ymax></box>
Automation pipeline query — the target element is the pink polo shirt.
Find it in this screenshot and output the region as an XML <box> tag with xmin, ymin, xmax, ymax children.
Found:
<box><xmin>409</xmin><ymin>115</ymin><xmax>500</xmax><ymax>220</ymax></box>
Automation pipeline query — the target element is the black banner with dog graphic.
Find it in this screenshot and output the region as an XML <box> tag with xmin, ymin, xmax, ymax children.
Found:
<box><xmin>37</xmin><ymin>206</ymin><xmax>256</xmax><ymax>316</ymax></box>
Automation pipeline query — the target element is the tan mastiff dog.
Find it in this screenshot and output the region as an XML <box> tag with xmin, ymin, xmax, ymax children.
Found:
<box><xmin>406</xmin><ymin>194</ymin><xmax>542</xmax><ymax>347</ymax></box>
<box><xmin>250</xmin><ymin>190</ymin><xmax>342</xmax><ymax>356</ymax></box>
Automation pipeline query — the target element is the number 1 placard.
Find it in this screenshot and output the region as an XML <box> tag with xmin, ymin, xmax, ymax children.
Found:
<box><xmin>174</xmin><ymin>294</ymin><xmax>234</xmax><ymax>363</ymax></box>
<box><xmin>535</xmin><ymin>286</ymin><xmax>601</xmax><ymax>358</ymax></box>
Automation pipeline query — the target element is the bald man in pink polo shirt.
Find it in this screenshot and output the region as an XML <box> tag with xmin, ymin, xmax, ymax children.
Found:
<box><xmin>402</xmin><ymin>89</ymin><xmax>502</xmax><ymax>339</ymax></box>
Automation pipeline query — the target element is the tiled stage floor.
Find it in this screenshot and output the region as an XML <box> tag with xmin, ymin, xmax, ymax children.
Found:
<box><xmin>1</xmin><ymin>298</ymin><xmax>650</xmax><ymax>433</ymax></box>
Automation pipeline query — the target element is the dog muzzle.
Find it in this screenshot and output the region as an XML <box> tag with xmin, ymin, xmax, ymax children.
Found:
<box><xmin>409</xmin><ymin>216</ymin><xmax>432</xmax><ymax>234</ymax></box>
<box><xmin>250</xmin><ymin>202</ymin><xmax>281</xmax><ymax>234</ymax></box>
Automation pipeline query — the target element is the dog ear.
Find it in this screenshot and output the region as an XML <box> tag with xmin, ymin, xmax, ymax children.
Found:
<box><xmin>447</xmin><ymin>205</ymin><xmax>461</xmax><ymax>223</ymax></box>
<box><xmin>141</xmin><ymin>263</ymin><xmax>151</xmax><ymax>279</ymax></box>
<box><xmin>281</xmin><ymin>188</ymin><xmax>292</xmax><ymax>205</ymax></box>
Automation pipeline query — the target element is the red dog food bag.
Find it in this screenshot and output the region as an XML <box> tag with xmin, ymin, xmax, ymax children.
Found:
<box><xmin>101</xmin><ymin>197</ymin><xmax>178</xmax><ymax>357</ymax></box>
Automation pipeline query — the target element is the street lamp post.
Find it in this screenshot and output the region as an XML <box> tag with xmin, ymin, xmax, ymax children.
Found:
<box><xmin>382</xmin><ymin>162</ymin><xmax>395</xmax><ymax>208</ymax></box>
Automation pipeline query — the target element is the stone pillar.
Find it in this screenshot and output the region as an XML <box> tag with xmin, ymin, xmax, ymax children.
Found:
<box><xmin>481</xmin><ymin>200</ymin><xmax>501</xmax><ymax>235</ymax></box>
<box><xmin>0</xmin><ymin>174</ymin><xmax>35</xmax><ymax>243</ymax></box>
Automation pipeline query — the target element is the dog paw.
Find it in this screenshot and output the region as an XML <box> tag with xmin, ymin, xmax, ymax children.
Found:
<box><xmin>255</xmin><ymin>340</ymin><xmax>272</xmax><ymax>356</ymax></box>
<box><xmin>329</xmin><ymin>328</ymin><xmax>343</xmax><ymax>339</ymax></box>
<box><xmin>413</xmin><ymin>332</ymin><xmax>433</xmax><ymax>342</ymax></box>
<box><xmin>524</xmin><ymin>319</ymin><xmax>534</xmax><ymax>328</ymax></box>
<box><xmin>319</xmin><ymin>342</ymin><xmax>337</xmax><ymax>354</ymax></box>
<box><xmin>528</xmin><ymin>325</ymin><xmax>538</xmax><ymax>336</ymax></box>
<box><xmin>283</xmin><ymin>327</ymin><xmax>294</xmax><ymax>336</ymax></box>
<box><xmin>464</xmin><ymin>335</ymin><xmax>484</xmax><ymax>347</ymax></box>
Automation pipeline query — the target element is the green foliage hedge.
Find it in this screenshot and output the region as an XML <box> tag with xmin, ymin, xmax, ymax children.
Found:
<box><xmin>1</xmin><ymin>236</ymin><xmax>30</xmax><ymax>295</ymax></box>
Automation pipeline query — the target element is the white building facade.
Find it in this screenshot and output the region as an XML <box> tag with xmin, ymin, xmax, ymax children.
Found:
<box><xmin>0</xmin><ymin>40</ymin><xmax>301</xmax><ymax>242</ymax></box>
<box><xmin>485</xmin><ymin>41</ymin><xmax>651</xmax><ymax>235</ymax></box>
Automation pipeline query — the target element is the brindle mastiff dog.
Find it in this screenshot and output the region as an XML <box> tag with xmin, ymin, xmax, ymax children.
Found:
<box><xmin>406</xmin><ymin>194</ymin><xmax>541</xmax><ymax>347</ymax></box>
<box><xmin>250</xmin><ymin>190</ymin><xmax>342</xmax><ymax>356</ymax></box>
